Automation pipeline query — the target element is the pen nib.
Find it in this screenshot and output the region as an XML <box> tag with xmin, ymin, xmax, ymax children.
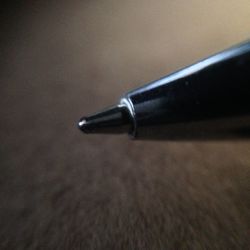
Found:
<box><xmin>78</xmin><ymin>105</ymin><xmax>132</xmax><ymax>134</ymax></box>
<box><xmin>78</xmin><ymin>118</ymin><xmax>88</xmax><ymax>132</ymax></box>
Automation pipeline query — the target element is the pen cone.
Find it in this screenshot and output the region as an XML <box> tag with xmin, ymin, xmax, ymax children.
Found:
<box><xmin>78</xmin><ymin>105</ymin><xmax>132</xmax><ymax>134</ymax></box>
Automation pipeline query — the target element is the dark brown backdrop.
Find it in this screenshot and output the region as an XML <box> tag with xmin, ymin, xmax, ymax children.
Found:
<box><xmin>1</xmin><ymin>1</ymin><xmax>250</xmax><ymax>249</ymax></box>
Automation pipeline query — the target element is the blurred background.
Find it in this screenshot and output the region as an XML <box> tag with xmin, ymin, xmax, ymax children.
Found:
<box><xmin>1</xmin><ymin>1</ymin><xmax>250</xmax><ymax>249</ymax></box>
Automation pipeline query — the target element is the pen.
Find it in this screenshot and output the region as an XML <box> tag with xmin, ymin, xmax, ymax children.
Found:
<box><xmin>78</xmin><ymin>41</ymin><xmax>250</xmax><ymax>140</ymax></box>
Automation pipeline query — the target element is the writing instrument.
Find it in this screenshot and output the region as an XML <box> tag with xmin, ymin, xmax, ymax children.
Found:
<box><xmin>78</xmin><ymin>41</ymin><xmax>250</xmax><ymax>140</ymax></box>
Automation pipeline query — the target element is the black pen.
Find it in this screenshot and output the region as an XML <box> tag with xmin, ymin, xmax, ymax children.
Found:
<box><xmin>78</xmin><ymin>41</ymin><xmax>250</xmax><ymax>140</ymax></box>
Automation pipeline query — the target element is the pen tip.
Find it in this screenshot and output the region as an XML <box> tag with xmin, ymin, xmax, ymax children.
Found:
<box><xmin>78</xmin><ymin>118</ymin><xmax>89</xmax><ymax>133</ymax></box>
<box><xmin>77</xmin><ymin>105</ymin><xmax>132</xmax><ymax>134</ymax></box>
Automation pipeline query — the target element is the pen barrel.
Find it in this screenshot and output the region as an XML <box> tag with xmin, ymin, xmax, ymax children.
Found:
<box><xmin>125</xmin><ymin>41</ymin><xmax>250</xmax><ymax>140</ymax></box>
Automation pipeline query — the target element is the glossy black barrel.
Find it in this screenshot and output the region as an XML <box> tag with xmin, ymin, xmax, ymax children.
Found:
<box><xmin>125</xmin><ymin>41</ymin><xmax>250</xmax><ymax>140</ymax></box>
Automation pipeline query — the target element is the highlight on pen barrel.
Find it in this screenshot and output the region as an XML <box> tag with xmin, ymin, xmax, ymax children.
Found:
<box><xmin>78</xmin><ymin>104</ymin><xmax>133</xmax><ymax>134</ymax></box>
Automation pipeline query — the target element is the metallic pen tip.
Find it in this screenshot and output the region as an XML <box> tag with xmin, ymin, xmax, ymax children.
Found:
<box><xmin>77</xmin><ymin>105</ymin><xmax>132</xmax><ymax>134</ymax></box>
<box><xmin>78</xmin><ymin>118</ymin><xmax>90</xmax><ymax>133</ymax></box>
<box><xmin>78</xmin><ymin>118</ymin><xmax>86</xmax><ymax>128</ymax></box>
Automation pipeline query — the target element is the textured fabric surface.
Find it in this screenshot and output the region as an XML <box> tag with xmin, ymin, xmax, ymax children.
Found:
<box><xmin>1</xmin><ymin>1</ymin><xmax>250</xmax><ymax>249</ymax></box>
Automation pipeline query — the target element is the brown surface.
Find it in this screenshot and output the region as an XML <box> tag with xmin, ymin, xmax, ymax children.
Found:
<box><xmin>1</xmin><ymin>1</ymin><xmax>250</xmax><ymax>249</ymax></box>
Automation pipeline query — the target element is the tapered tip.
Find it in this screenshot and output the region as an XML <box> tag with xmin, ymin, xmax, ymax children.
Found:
<box><xmin>78</xmin><ymin>105</ymin><xmax>132</xmax><ymax>134</ymax></box>
<box><xmin>78</xmin><ymin>118</ymin><xmax>90</xmax><ymax>133</ymax></box>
